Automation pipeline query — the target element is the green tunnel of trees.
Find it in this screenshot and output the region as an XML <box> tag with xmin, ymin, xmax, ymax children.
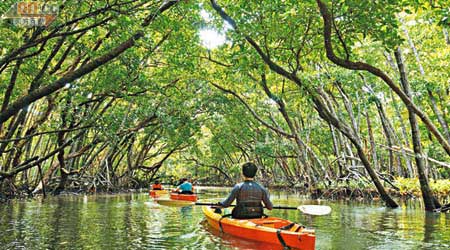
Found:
<box><xmin>0</xmin><ymin>0</ymin><xmax>449</xmax><ymax>211</ymax></box>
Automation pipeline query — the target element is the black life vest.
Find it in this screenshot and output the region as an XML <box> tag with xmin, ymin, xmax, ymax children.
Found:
<box><xmin>232</xmin><ymin>201</ymin><xmax>263</xmax><ymax>219</ymax></box>
<box><xmin>231</xmin><ymin>182</ymin><xmax>264</xmax><ymax>219</ymax></box>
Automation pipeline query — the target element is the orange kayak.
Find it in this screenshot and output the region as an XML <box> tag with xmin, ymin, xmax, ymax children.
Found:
<box><xmin>169</xmin><ymin>192</ymin><xmax>197</xmax><ymax>202</ymax></box>
<box><xmin>202</xmin><ymin>206</ymin><xmax>315</xmax><ymax>250</ymax></box>
<box><xmin>149</xmin><ymin>189</ymin><xmax>168</xmax><ymax>198</ymax></box>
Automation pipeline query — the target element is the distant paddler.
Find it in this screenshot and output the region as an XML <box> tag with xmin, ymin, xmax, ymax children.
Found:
<box><xmin>149</xmin><ymin>180</ymin><xmax>167</xmax><ymax>197</ymax></box>
<box><xmin>173</xmin><ymin>178</ymin><xmax>194</xmax><ymax>194</ymax></box>
<box><xmin>152</xmin><ymin>180</ymin><xmax>163</xmax><ymax>190</ymax></box>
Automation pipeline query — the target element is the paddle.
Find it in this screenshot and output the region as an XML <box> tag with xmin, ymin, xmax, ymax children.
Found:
<box><xmin>194</xmin><ymin>202</ymin><xmax>332</xmax><ymax>216</ymax></box>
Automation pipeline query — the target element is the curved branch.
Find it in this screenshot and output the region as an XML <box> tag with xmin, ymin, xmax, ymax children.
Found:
<box><xmin>210</xmin><ymin>0</ymin><xmax>298</xmax><ymax>83</ymax></box>
<box><xmin>0</xmin><ymin>1</ymin><xmax>179</xmax><ymax>126</ymax></box>
<box><xmin>209</xmin><ymin>82</ymin><xmax>294</xmax><ymax>138</ymax></box>
<box><xmin>315</xmin><ymin>0</ymin><xmax>450</xmax><ymax>156</ymax></box>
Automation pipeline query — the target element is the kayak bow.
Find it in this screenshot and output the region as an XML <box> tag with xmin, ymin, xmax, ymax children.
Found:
<box><xmin>149</xmin><ymin>189</ymin><xmax>168</xmax><ymax>198</ymax></box>
<box><xmin>154</xmin><ymin>193</ymin><xmax>198</xmax><ymax>207</ymax></box>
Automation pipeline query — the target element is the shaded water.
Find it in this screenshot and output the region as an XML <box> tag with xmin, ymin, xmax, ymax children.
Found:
<box><xmin>0</xmin><ymin>187</ymin><xmax>448</xmax><ymax>250</ymax></box>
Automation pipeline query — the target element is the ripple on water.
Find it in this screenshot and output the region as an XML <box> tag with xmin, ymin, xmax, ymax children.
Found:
<box><xmin>1</xmin><ymin>193</ymin><xmax>449</xmax><ymax>250</ymax></box>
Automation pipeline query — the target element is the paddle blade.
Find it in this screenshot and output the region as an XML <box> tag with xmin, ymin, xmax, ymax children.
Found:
<box><xmin>297</xmin><ymin>205</ymin><xmax>331</xmax><ymax>215</ymax></box>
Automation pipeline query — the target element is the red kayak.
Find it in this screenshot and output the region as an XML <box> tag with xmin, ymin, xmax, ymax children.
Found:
<box><xmin>154</xmin><ymin>192</ymin><xmax>198</xmax><ymax>207</ymax></box>
<box><xmin>169</xmin><ymin>192</ymin><xmax>197</xmax><ymax>202</ymax></box>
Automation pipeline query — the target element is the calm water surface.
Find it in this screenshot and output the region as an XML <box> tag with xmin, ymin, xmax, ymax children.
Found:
<box><xmin>0</xmin><ymin>187</ymin><xmax>448</xmax><ymax>250</ymax></box>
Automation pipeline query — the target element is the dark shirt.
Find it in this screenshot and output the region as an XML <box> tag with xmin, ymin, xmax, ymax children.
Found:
<box><xmin>219</xmin><ymin>180</ymin><xmax>273</xmax><ymax>210</ymax></box>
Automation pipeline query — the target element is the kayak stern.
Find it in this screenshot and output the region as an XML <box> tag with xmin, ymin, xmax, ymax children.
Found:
<box><xmin>202</xmin><ymin>206</ymin><xmax>315</xmax><ymax>250</ymax></box>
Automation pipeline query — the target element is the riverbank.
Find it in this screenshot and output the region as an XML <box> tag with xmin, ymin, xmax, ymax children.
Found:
<box><xmin>2</xmin><ymin>178</ymin><xmax>449</xmax><ymax>206</ymax></box>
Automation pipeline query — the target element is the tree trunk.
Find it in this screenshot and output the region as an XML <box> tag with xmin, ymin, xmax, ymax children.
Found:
<box><xmin>366</xmin><ymin>111</ymin><xmax>379</xmax><ymax>171</ymax></box>
<box><xmin>329</xmin><ymin>123</ymin><xmax>345</xmax><ymax>178</ymax></box>
<box><xmin>260</xmin><ymin>74</ymin><xmax>326</xmax><ymax>183</ymax></box>
<box><xmin>324</xmin><ymin>89</ymin><xmax>358</xmax><ymax>169</ymax></box>
<box><xmin>374</xmin><ymin>99</ymin><xmax>395</xmax><ymax>175</ymax></box>
<box><xmin>394</xmin><ymin>48</ymin><xmax>441</xmax><ymax>211</ymax></box>
<box><xmin>313</xmin><ymin>91</ymin><xmax>399</xmax><ymax>208</ymax></box>
<box><xmin>401</xmin><ymin>22</ymin><xmax>450</xmax><ymax>144</ymax></box>
<box><xmin>315</xmin><ymin>0</ymin><xmax>450</xmax><ymax>156</ymax></box>
<box><xmin>390</xmin><ymin>91</ymin><xmax>415</xmax><ymax>177</ymax></box>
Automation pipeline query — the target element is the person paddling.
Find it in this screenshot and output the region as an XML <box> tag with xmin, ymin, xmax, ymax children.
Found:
<box><xmin>174</xmin><ymin>178</ymin><xmax>194</xmax><ymax>194</ymax></box>
<box><xmin>151</xmin><ymin>180</ymin><xmax>163</xmax><ymax>190</ymax></box>
<box><xmin>218</xmin><ymin>162</ymin><xmax>273</xmax><ymax>219</ymax></box>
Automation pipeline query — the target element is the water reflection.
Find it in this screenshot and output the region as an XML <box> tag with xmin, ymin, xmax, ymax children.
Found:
<box><xmin>0</xmin><ymin>192</ymin><xmax>449</xmax><ymax>250</ymax></box>
<box><xmin>180</xmin><ymin>206</ymin><xmax>193</xmax><ymax>219</ymax></box>
<box><xmin>200</xmin><ymin>219</ymin><xmax>285</xmax><ymax>250</ymax></box>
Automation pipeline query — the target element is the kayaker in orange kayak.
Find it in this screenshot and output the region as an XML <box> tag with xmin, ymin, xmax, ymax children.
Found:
<box><xmin>151</xmin><ymin>180</ymin><xmax>163</xmax><ymax>190</ymax></box>
<box><xmin>218</xmin><ymin>162</ymin><xmax>273</xmax><ymax>219</ymax></box>
<box><xmin>174</xmin><ymin>178</ymin><xmax>194</xmax><ymax>194</ymax></box>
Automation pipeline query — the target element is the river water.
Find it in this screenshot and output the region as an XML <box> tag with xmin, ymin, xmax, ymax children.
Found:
<box><xmin>0</xmin><ymin>187</ymin><xmax>448</xmax><ymax>250</ymax></box>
